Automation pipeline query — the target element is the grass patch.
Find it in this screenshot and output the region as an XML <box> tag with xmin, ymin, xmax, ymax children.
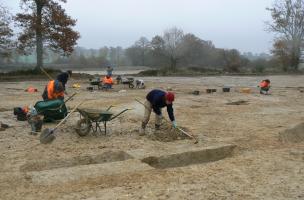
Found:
<box><xmin>137</xmin><ymin>67</ymin><xmax>222</xmax><ymax>76</ymax></box>
<box><xmin>0</xmin><ymin>68</ymin><xmax>61</xmax><ymax>76</ymax></box>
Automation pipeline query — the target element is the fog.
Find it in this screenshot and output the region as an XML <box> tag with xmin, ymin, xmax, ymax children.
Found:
<box><xmin>4</xmin><ymin>0</ymin><xmax>274</xmax><ymax>53</ymax></box>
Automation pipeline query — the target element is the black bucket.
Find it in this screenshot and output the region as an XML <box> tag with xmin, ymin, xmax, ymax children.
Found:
<box><xmin>206</xmin><ymin>89</ymin><xmax>216</xmax><ymax>93</ymax></box>
<box><xmin>192</xmin><ymin>90</ymin><xmax>200</xmax><ymax>95</ymax></box>
<box><xmin>223</xmin><ymin>87</ymin><xmax>230</xmax><ymax>92</ymax></box>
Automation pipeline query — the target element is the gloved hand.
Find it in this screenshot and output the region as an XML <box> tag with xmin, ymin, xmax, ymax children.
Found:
<box><xmin>172</xmin><ymin>121</ymin><xmax>177</xmax><ymax>128</ymax></box>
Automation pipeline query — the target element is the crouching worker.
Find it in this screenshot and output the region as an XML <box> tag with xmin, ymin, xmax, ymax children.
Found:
<box><xmin>140</xmin><ymin>89</ymin><xmax>177</xmax><ymax>135</ymax></box>
<box><xmin>42</xmin><ymin>80</ymin><xmax>64</xmax><ymax>101</ymax></box>
<box><xmin>102</xmin><ymin>75</ymin><xmax>114</xmax><ymax>89</ymax></box>
<box><xmin>259</xmin><ymin>79</ymin><xmax>271</xmax><ymax>95</ymax></box>
<box><xmin>57</xmin><ymin>70</ymin><xmax>72</xmax><ymax>95</ymax></box>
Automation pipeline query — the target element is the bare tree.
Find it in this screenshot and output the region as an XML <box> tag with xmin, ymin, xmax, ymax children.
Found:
<box><xmin>15</xmin><ymin>0</ymin><xmax>80</xmax><ymax>70</ymax></box>
<box><xmin>162</xmin><ymin>27</ymin><xmax>184</xmax><ymax>70</ymax></box>
<box><xmin>222</xmin><ymin>49</ymin><xmax>244</xmax><ymax>72</ymax></box>
<box><xmin>150</xmin><ymin>35</ymin><xmax>167</xmax><ymax>67</ymax></box>
<box><xmin>134</xmin><ymin>37</ymin><xmax>150</xmax><ymax>66</ymax></box>
<box><xmin>0</xmin><ymin>4</ymin><xmax>14</xmax><ymax>59</ymax></box>
<box><xmin>267</xmin><ymin>0</ymin><xmax>304</xmax><ymax>70</ymax></box>
<box><xmin>271</xmin><ymin>39</ymin><xmax>291</xmax><ymax>71</ymax></box>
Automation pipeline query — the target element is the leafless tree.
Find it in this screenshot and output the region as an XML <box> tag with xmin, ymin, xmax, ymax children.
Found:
<box><xmin>135</xmin><ymin>37</ymin><xmax>150</xmax><ymax>66</ymax></box>
<box><xmin>0</xmin><ymin>4</ymin><xmax>14</xmax><ymax>59</ymax></box>
<box><xmin>162</xmin><ymin>27</ymin><xmax>184</xmax><ymax>70</ymax></box>
<box><xmin>266</xmin><ymin>0</ymin><xmax>304</xmax><ymax>70</ymax></box>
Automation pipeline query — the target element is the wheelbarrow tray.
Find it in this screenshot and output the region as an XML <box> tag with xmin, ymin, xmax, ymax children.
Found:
<box><xmin>35</xmin><ymin>99</ymin><xmax>68</xmax><ymax>122</ymax></box>
<box><xmin>76</xmin><ymin>107</ymin><xmax>130</xmax><ymax>136</ymax></box>
<box><xmin>77</xmin><ymin>108</ymin><xmax>113</xmax><ymax>122</ymax></box>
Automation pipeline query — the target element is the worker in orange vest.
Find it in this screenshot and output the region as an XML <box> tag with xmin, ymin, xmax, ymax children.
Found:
<box><xmin>259</xmin><ymin>79</ymin><xmax>271</xmax><ymax>95</ymax></box>
<box><xmin>102</xmin><ymin>75</ymin><xmax>114</xmax><ymax>89</ymax></box>
<box><xmin>42</xmin><ymin>80</ymin><xmax>65</xmax><ymax>101</ymax></box>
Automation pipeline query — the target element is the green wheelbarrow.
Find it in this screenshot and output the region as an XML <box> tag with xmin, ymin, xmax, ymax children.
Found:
<box><xmin>75</xmin><ymin>106</ymin><xmax>130</xmax><ymax>137</ymax></box>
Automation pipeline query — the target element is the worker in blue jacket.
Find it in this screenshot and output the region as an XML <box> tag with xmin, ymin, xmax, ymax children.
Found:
<box><xmin>140</xmin><ymin>89</ymin><xmax>177</xmax><ymax>135</ymax></box>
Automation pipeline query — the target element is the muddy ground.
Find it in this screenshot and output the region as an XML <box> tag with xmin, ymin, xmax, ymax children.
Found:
<box><xmin>0</xmin><ymin>75</ymin><xmax>304</xmax><ymax>200</ymax></box>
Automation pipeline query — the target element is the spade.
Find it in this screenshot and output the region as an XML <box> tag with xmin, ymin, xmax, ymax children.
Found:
<box><xmin>40</xmin><ymin>101</ymin><xmax>84</xmax><ymax>144</ymax></box>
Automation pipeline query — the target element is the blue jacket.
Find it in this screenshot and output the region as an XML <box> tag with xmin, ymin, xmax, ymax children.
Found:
<box><xmin>56</xmin><ymin>72</ymin><xmax>69</xmax><ymax>90</ymax></box>
<box><xmin>146</xmin><ymin>89</ymin><xmax>175</xmax><ymax>121</ymax></box>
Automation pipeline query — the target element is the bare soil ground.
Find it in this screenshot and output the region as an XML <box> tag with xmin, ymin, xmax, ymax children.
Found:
<box><xmin>0</xmin><ymin>75</ymin><xmax>304</xmax><ymax>200</ymax></box>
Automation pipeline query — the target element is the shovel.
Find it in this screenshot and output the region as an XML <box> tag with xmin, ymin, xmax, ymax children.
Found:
<box><xmin>40</xmin><ymin>101</ymin><xmax>84</xmax><ymax>144</ymax></box>
<box><xmin>135</xmin><ymin>99</ymin><xmax>199</xmax><ymax>144</ymax></box>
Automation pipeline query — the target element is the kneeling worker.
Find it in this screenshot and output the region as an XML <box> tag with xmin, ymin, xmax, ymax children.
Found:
<box><xmin>102</xmin><ymin>75</ymin><xmax>114</xmax><ymax>89</ymax></box>
<box><xmin>140</xmin><ymin>89</ymin><xmax>177</xmax><ymax>135</ymax></box>
<box><xmin>259</xmin><ymin>79</ymin><xmax>271</xmax><ymax>95</ymax></box>
<box><xmin>42</xmin><ymin>80</ymin><xmax>64</xmax><ymax>101</ymax></box>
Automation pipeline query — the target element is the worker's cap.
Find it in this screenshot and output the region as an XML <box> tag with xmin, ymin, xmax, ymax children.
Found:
<box><xmin>165</xmin><ymin>92</ymin><xmax>175</xmax><ymax>102</ymax></box>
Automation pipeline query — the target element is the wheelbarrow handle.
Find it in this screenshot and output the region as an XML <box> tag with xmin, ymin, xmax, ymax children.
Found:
<box><xmin>106</xmin><ymin>105</ymin><xmax>114</xmax><ymax>111</ymax></box>
<box><xmin>110</xmin><ymin>109</ymin><xmax>130</xmax><ymax>121</ymax></box>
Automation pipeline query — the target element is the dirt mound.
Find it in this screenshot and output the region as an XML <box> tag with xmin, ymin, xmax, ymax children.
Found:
<box><xmin>149</xmin><ymin>124</ymin><xmax>190</xmax><ymax>142</ymax></box>
<box><xmin>279</xmin><ymin>122</ymin><xmax>304</xmax><ymax>143</ymax></box>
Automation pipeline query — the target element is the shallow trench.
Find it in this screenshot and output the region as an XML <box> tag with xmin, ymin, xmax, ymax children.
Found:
<box><xmin>141</xmin><ymin>145</ymin><xmax>236</xmax><ymax>169</ymax></box>
<box><xmin>20</xmin><ymin>145</ymin><xmax>236</xmax><ymax>173</ymax></box>
<box><xmin>20</xmin><ymin>150</ymin><xmax>133</xmax><ymax>172</ymax></box>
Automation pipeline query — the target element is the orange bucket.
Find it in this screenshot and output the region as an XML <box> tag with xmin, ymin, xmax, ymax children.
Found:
<box><xmin>240</xmin><ymin>88</ymin><xmax>251</xmax><ymax>94</ymax></box>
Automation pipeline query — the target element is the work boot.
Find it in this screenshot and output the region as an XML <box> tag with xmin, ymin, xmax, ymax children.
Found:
<box><xmin>154</xmin><ymin>124</ymin><xmax>162</xmax><ymax>137</ymax></box>
<box><xmin>139</xmin><ymin>122</ymin><xmax>146</xmax><ymax>136</ymax></box>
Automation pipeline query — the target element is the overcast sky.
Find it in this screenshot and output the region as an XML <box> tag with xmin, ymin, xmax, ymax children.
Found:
<box><xmin>4</xmin><ymin>0</ymin><xmax>275</xmax><ymax>53</ymax></box>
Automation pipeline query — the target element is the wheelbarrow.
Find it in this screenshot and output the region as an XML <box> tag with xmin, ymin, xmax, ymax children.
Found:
<box><xmin>75</xmin><ymin>106</ymin><xmax>130</xmax><ymax>136</ymax></box>
<box><xmin>122</xmin><ymin>77</ymin><xmax>134</xmax><ymax>88</ymax></box>
<box><xmin>89</xmin><ymin>78</ymin><xmax>102</xmax><ymax>90</ymax></box>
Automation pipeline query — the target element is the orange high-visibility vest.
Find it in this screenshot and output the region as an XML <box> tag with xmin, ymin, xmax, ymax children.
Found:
<box><xmin>47</xmin><ymin>80</ymin><xmax>64</xmax><ymax>100</ymax></box>
<box><xmin>103</xmin><ymin>76</ymin><xmax>113</xmax><ymax>84</ymax></box>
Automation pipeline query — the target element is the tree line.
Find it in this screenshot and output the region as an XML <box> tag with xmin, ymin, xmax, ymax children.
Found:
<box><xmin>1</xmin><ymin>0</ymin><xmax>304</xmax><ymax>73</ymax></box>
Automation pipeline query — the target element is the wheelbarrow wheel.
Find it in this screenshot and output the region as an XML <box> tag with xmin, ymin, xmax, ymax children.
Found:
<box><xmin>76</xmin><ymin>119</ymin><xmax>91</xmax><ymax>137</ymax></box>
<box><xmin>129</xmin><ymin>82</ymin><xmax>134</xmax><ymax>89</ymax></box>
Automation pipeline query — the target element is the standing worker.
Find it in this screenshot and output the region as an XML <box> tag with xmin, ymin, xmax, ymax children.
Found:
<box><xmin>259</xmin><ymin>79</ymin><xmax>271</xmax><ymax>95</ymax></box>
<box><xmin>106</xmin><ymin>66</ymin><xmax>113</xmax><ymax>77</ymax></box>
<box><xmin>42</xmin><ymin>80</ymin><xmax>64</xmax><ymax>101</ymax></box>
<box><xmin>140</xmin><ymin>89</ymin><xmax>177</xmax><ymax>135</ymax></box>
<box><xmin>57</xmin><ymin>70</ymin><xmax>72</xmax><ymax>94</ymax></box>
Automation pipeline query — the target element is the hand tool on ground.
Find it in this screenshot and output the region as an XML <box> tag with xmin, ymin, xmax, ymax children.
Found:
<box><xmin>135</xmin><ymin>98</ymin><xmax>199</xmax><ymax>144</ymax></box>
<box><xmin>40</xmin><ymin>101</ymin><xmax>84</xmax><ymax>144</ymax></box>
